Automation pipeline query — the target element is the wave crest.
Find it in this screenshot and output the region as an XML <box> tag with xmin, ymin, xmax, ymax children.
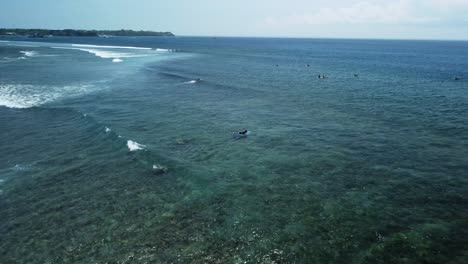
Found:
<box><xmin>127</xmin><ymin>140</ymin><xmax>146</xmax><ymax>151</ymax></box>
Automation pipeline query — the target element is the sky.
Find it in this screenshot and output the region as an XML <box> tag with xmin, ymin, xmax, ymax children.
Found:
<box><xmin>1</xmin><ymin>0</ymin><xmax>468</xmax><ymax>40</ymax></box>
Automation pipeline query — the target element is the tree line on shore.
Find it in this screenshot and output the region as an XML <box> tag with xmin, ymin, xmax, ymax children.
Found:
<box><xmin>0</xmin><ymin>28</ymin><xmax>174</xmax><ymax>37</ymax></box>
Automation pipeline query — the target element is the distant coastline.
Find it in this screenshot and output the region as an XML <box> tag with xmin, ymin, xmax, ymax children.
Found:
<box><xmin>0</xmin><ymin>28</ymin><xmax>175</xmax><ymax>38</ymax></box>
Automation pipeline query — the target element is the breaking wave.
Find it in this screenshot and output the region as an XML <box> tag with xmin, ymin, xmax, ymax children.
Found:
<box><xmin>184</xmin><ymin>79</ymin><xmax>201</xmax><ymax>84</ymax></box>
<box><xmin>155</xmin><ymin>48</ymin><xmax>174</xmax><ymax>52</ymax></box>
<box><xmin>71</xmin><ymin>44</ymin><xmax>152</xmax><ymax>50</ymax></box>
<box><xmin>127</xmin><ymin>140</ymin><xmax>146</xmax><ymax>151</ymax></box>
<box><xmin>53</xmin><ymin>47</ymin><xmax>148</xmax><ymax>61</ymax></box>
<box><xmin>20</xmin><ymin>51</ymin><xmax>37</xmax><ymax>57</ymax></box>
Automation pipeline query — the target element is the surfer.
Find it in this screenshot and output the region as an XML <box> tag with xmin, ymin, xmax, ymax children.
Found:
<box><xmin>239</xmin><ymin>129</ymin><xmax>248</xmax><ymax>135</ymax></box>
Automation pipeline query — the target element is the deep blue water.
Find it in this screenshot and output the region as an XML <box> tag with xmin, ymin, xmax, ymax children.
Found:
<box><xmin>1</xmin><ymin>36</ymin><xmax>468</xmax><ymax>263</ymax></box>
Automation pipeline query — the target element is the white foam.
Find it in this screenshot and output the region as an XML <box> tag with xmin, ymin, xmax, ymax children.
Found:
<box><xmin>127</xmin><ymin>140</ymin><xmax>146</xmax><ymax>151</ymax></box>
<box><xmin>13</xmin><ymin>164</ymin><xmax>30</xmax><ymax>171</ymax></box>
<box><xmin>72</xmin><ymin>44</ymin><xmax>152</xmax><ymax>50</ymax></box>
<box><xmin>155</xmin><ymin>48</ymin><xmax>174</xmax><ymax>52</ymax></box>
<box><xmin>20</xmin><ymin>51</ymin><xmax>37</xmax><ymax>57</ymax></box>
<box><xmin>0</xmin><ymin>84</ymin><xmax>50</xmax><ymax>108</ymax></box>
<box><xmin>53</xmin><ymin>47</ymin><xmax>147</xmax><ymax>60</ymax></box>
<box><xmin>78</xmin><ymin>48</ymin><xmax>146</xmax><ymax>59</ymax></box>
<box><xmin>18</xmin><ymin>57</ymin><xmax>26</xmax><ymax>60</ymax></box>
<box><xmin>112</xmin><ymin>58</ymin><xmax>123</xmax><ymax>63</ymax></box>
<box><xmin>1</xmin><ymin>57</ymin><xmax>15</xmax><ymax>63</ymax></box>
<box><xmin>152</xmin><ymin>164</ymin><xmax>167</xmax><ymax>172</ymax></box>
<box><xmin>36</xmin><ymin>54</ymin><xmax>59</xmax><ymax>57</ymax></box>
<box><xmin>0</xmin><ymin>40</ymin><xmax>9</xmax><ymax>43</ymax></box>
<box><xmin>105</xmin><ymin>127</ymin><xmax>111</xmax><ymax>133</ymax></box>
<box><xmin>152</xmin><ymin>164</ymin><xmax>167</xmax><ymax>170</ymax></box>
<box><xmin>0</xmin><ymin>83</ymin><xmax>96</xmax><ymax>109</ymax></box>
<box><xmin>184</xmin><ymin>79</ymin><xmax>201</xmax><ymax>84</ymax></box>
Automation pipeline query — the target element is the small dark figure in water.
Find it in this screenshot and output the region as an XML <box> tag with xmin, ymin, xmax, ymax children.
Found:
<box><xmin>354</xmin><ymin>74</ymin><xmax>359</xmax><ymax>77</ymax></box>
<box><xmin>454</xmin><ymin>77</ymin><xmax>461</xmax><ymax>81</ymax></box>
<box><xmin>275</xmin><ymin>64</ymin><xmax>279</xmax><ymax>67</ymax></box>
<box><xmin>239</xmin><ymin>129</ymin><xmax>248</xmax><ymax>135</ymax></box>
<box><xmin>307</xmin><ymin>64</ymin><xmax>310</xmax><ymax>67</ymax></box>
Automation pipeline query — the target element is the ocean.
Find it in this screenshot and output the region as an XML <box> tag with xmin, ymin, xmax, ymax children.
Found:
<box><xmin>0</xmin><ymin>36</ymin><xmax>467</xmax><ymax>263</ymax></box>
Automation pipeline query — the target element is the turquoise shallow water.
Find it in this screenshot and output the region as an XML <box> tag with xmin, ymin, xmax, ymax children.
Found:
<box><xmin>0</xmin><ymin>36</ymin><xmax>468</xmax><ymax>263</ymax></box>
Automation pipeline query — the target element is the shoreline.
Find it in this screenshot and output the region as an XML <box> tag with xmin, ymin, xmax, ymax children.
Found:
<box><xmin>0</xmin><ymin>28</ymin><xmax>175</xmax><ymax>37</ymax></box>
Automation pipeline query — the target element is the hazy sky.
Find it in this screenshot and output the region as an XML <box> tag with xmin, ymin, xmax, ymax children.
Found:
<box><xmin>1</xmin><ymin>0</ymin><xmax>467</xmax><ymax>40</ymax></box>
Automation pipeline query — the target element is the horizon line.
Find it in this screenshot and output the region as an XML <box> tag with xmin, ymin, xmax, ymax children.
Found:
<box><xmin>179</xmin><ymin>34</ymin><xmax>468</xmax><ymax>42</ymax></box>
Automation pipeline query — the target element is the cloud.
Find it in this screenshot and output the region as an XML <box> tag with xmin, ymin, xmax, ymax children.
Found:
<box><xmin>265</xmin><ymin>0</ymin><xmax>437</xmax><ymax>26</ymax></box>
<box><xmin>428</xmin><ymin>0</ymin><xmax>468</xmax><ymax>7</ymax></box>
